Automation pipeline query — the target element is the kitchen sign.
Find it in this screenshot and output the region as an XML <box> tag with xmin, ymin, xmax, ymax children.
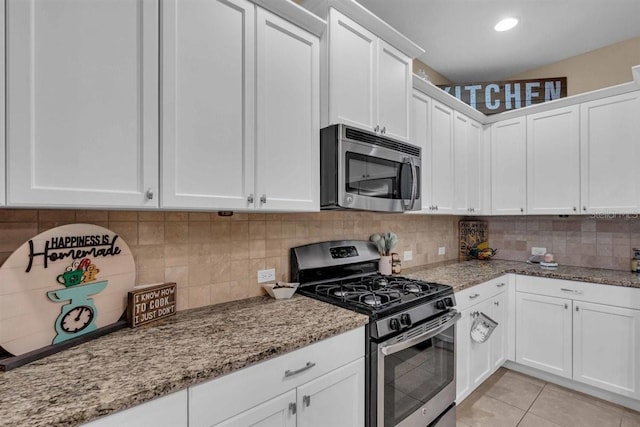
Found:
<box><xmin>438</xmin><ymin>77</ymin><xmax>567</xmax><ymax>115</ymax></box>
<box><xmin>0</xmin><ymin>224</ymin><xmax>136</xmax><ymax>364</ymax></box>
<box><xmin>127</xmin><ymin>283</ymin><xmax>177</xmax><ymax>327</ymax></box>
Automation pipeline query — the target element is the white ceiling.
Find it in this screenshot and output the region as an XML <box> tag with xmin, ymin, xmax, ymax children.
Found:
<box><xmin>356</xmin><ymin>0</ymin><xmax>640</xmax><ymax>83</ymax></box>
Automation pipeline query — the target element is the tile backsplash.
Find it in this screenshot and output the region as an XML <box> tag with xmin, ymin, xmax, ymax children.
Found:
<box><xmin>0</xmin><ymin>210</ymin><xmax>460</xmax><ymax>310</ymax></box>
<box><xmin>482</xmin><ymin>215</ymin><xmax>640</xmax><ymax>271</ymax></box>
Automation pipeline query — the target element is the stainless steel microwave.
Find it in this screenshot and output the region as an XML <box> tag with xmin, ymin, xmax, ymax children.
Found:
<box><xmin>320</xmin><ymin>124</ymin><xmax>421</xmax><ymax>212</ymax></box>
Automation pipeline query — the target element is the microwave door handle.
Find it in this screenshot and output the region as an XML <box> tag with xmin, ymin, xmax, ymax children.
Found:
<box><xmin>380</xmin><ymin>311</ymin><xmax>460</xmax><ymax>356</ymax></box>
<box><xmin>404</xmin><ymin>157</ymin><xmax>418</xmax><ymax>210</ymax></box>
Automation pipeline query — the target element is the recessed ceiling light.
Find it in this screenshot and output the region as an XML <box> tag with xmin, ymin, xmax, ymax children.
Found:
<box><xmin>494</xmin><ymin>17</ymin><xmax>519</xmax><ymax>32</ymax></box>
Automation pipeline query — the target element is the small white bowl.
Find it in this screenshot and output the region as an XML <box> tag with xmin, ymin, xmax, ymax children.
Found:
<box><xmin>262</xmin><ymin>282</ymin><xmax>299</xmax><ymax>299</ymax></box>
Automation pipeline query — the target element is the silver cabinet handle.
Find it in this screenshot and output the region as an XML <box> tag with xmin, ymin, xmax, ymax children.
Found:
<box><xmin>260</xmin><ymin>194</ymin><xmax>267</xmax><ymax>204</ymax></box>
<box><xmin>284</xmin><ymin>361</ymin><xmax>315</xmax><ymax>377</ymax></box>
<box><xmin>303</xmin><ymin>395</ymin><xmax>311</xmax><ymax>407</ymax></box>
<box><xmin>564</xmin><ymin>303</ymin><xmax>568</xmax><ymax>309</ymax></box>
<box><xmin>497</xmin><ymin>283</ymin><xmax>506</xmax><ymax>288</ymax></box>
<box><xmin>381</xmin><ymin>126</ymin><xmax>386</xmax><ymax>134</ymax></box>
<box><xmin>435</xmin><ymin>205</ymin><xmax>438</xmax><ymax>211</ymax></box>
<box><xmin>247</xmin><ymin>194</ymin><xmax>254</xmax><ymax>204</ymax></box>
<box><xmin>575</xmin><ymin>306</ymin><xmax>579</xmax><ymax>312</ymax></box>
<box><xmin>494</xmin><ymin>301</ymin><xmax>499</xmax><ymax>306</ymax></box>
<box><xmin>520</xmin><ymin>207</ymin><xmax>524</xmax><ymax>212</ymax></box>
<box><xmin>289</xmin><ymin>402</ymin><xmax>297</xmax><ymax>415</ymax></box>
<box><xmin>573</xmin><ymin>206</ymin><xmax>577</xmax><ymax>212</ymax></box>
<box><xmin>560</xmin><ymin>288</ymin><xmax>583</xmax><ymax>295</ymax></box>
<box><xmin>469</xmin><ymin>293</ymin><xmax>480</xmax><ymax>299</ymax></box>
<box><xmin>145</xmin><ymin>188</ymin><xmax>154</xmax><ymax>200</ymax></box>
<box><xmin>374</xmin><ymin>125</ymin><xmax>380</xmax><ymax>133</ymax></box>
<box><xmin>583</xmin><ymin>206</ymin><xmax>587</xmax><ymax>211</ymax></box>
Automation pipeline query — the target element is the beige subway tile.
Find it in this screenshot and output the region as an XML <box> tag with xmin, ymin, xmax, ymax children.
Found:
<box><xmin>176</xmin><ymin>288</ymin><xmax>189</xmax><ymax>311</ymax></box>
<box><xmin>0</xmin><ymin>222</ymin><xmax>39</xmax><ymax>252</ymax></box>
<box><xmin>229</xmin><ymin>279</ymin><xmax>250</xmax><ymax>300</ymax></box>
<box><xmin>165</xmin><ymin>211</ymin><xmax>189</xmax><ymax>222</ymax></box>
<box><xmin>250</xmin><ymin>240</ymin><xmax>266</xmax><ymax>259</ymax></box>
<box><xmin>211</xmin><ymin>222</ymin><xmax>231</xmax><ymax>243</ymax></box>
<box><xmin>138</xmin><ymin>211</ymin><xmax>165</xmax><ymax>222</ymax></box>
<box><xmin>249</xmin><ymin>213</ymin><xmax>266</xmax><ymax>221</ymax></box>
<box><xmin>230</xmin><ymin>259</ymin><xmax>250</xmax><ymax>280</ymax></box>
<box><xmin>249</xmin><ymin>221</ymin><xmax>266</xmax><ymax>240</ymax></box>
<box><xmin>188</xmin><ymin>243</ymin><xmax>212</xmax><ymax>265</ymax></box>
<box><xmin>212</xmin><ymin>212</ymin><xmax>232</xmax><ymax>221</ymax></box>
<box><xmin>188</xmin><ymin>212</ymin><xmax>210</xmax><ymax>222</ymax></box>
<box><xmin>613</xmin><ymin>244</ymin><xmax>631</xmax><ymax>258</ymax></box>
<box><xmin>265</xmin><ymin>240</ymin><xmax>281</xmax><ymax>258</ymax></box>
<box><xmin>164</xmin><ymin>266</ymin><xmax>189</xmax><ymax>288</ymax></box>
<box><xmin>265</xmin><ymin>256</ymin><xmax>282</xmax><ymax>273</ymax></box>
<box><xmin>230</xmin><ymin>213</ymin><xmax>249</xmax><ymax>221</ymax></box>
<box><xmin>0</xmin><ymin>209</ymin><xmax>38</xmax><ymax>222</ymax></box>
<box><xmin>189</xmin><ymin>264</ymin><xmax>212</xmax><ymax>286</ymax></box>
<box><xmin>139</xmin><ymin>222</ymin><xmax>165</xmax><ymax>245</ymax></box>
<box><xmin>134</xmin><ymin>245</ymin><xmax>165</xmax><ymax>271</ymax></box>
<box><xmin>165</xmin><ymin>222</ymin><xmax>188</xmax><ymax>244</ymax></box>
<box><xmin>230</xmin><ymin>222</ymin><xmax>249</xmax><ymax>241</ymax></box>
<box><xmin>188</xmin><ymin>222</ymin><xmax>211</xmax><ymax>243</ymax></box>
<box><xmin>164</xmin><ymin>243</ymin><xmax>189</xmax><ymax>267</ymax></box>
<box><xmin>210</xmin><ymin>256</ymin><xmax>231</xmax><ymax>282</ymax></box>
<box><xmin>249</xmin><ymin>258</ymin><xmax>266</xmax><ymax>276</ymax></box>
<box><xmin>188</xmin><ymin>284</ymin><xmax>211</xmax><ymax>308</ymax></box>
<box><xmin>295</xmin><ymin>222</ymin><xmax>309</xmax><ymax>238</ymax></box>
<box><xmin>266</xmin><ymin>221</ymin><xmax>282</xmax><ymax>239</ymax></box>
<box><xmin>581</xmin><ymin>232</ymin><xmax>597</xmax><ymax>244</ymax></box>
<box><xmin>597</xmin><ymin>232</ymin><xmax>613</xmax><ymax>244</ymax></box>
<box><xmin>38</xmin><ymin>210</ymin><xmax>76</xmax><ymax>222</ymax></box>
<box><xmin>75</xmin><ymin>210</ymin><xmax>109</xmax><ymax>222</ymax></box>
<box><xmin>136</xmin><ymin>268</ymin><xmax>166</xmax><ymax>286</ymax></box>
<box><xmin>106</xmin><ymin>222</ymin><xmax>138</xmax><ymax>246</ymax></box>
<box><xmin>210</xmin><ymin>282</ymin><xmax>233</xmax><ymax>305</ymax></box>
<box><xmin>108</xmin><ymin>211</ymin><xmax>138</xmax><ymax>221</ymax></box>
<box><xmin>281</xmin><ymin>221</ymin><xmax>296</xmax><ymax>238</ymax></box>
<box><xmin>248</xmin><ymin>280</ymin><xmax>265</xmax><ymax>297</ymax></box>
<box><xmin>230</xmin><ymin>241</ymin><xmax>249</xmax><ymax>260</ymax></box>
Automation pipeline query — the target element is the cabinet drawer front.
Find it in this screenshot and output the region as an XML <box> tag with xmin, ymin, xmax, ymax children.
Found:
<box><xmin>456</xmin><ymin>275</ymin><xmax>509</xmax><ymax>311</ymax></box>
<box><xmin>516</xmin><ymin>275</ymin><xmax>640</xmax><ymax>309</ymax></box>
<box><xmin>189</xmin><ymin>327</ymin><xmax>364</xmax><ymax>427</ymax></box>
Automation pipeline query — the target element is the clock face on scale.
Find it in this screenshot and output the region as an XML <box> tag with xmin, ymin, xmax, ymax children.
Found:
<box><xmin>0</xmin><ymin>224</ymin><xmax>136</xmax><ymax>357</ymax></box>
<box><xmin>61</xmin><ymin>306</ymin><xmax>95</xmax><ymax>333</ymax></box>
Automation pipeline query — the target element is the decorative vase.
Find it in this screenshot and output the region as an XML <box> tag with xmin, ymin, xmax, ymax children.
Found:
<box><xmin>379</xmin><ymin>255</ymin><xmax>392</xmax><ymax>275</ymax></box>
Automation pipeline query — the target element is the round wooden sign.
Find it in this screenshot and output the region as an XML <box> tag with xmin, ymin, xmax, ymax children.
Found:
<box><xmin>0</xmin><ymin>224</ymin><xmax>135</xmax><ymax>356</ymax></box>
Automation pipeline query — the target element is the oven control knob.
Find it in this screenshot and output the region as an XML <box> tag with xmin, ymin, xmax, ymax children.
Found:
<box><xmin>389</xmin><ymin>318</ymin><xmax>400</xmax><ymax>331</ymax></box>
<box><xmin>444</xmin><ymin>297</ymin><xmax>454</xmax><ymax>307</ymax></box>
<box><xmin>400</xmin><ymin>313</ymin><xmax>412</xmax><ymax>327</ymax></box>
<box><xmin>435</xmin><ymin>300</ymin><xmax>445</xmax><ymax>310</ymax></box>
<box><xmin>345</xmin><ymin>196</ymin><xmax>353</xmax><ymax>204</ymax></box>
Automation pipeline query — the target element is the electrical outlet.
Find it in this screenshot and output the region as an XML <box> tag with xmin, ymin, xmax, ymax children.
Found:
<box><xmin>403</xmin><ymin>251</ymin><xmax>413</xmax><ymax>261</ymax></box>
<box><xmin>531</xmin><ymin>247</ymin><xmax>547</xmax><ymax>256</ymax></box>
<box><xmin>257</xmin><ymin>268</ymin><xmax>276</xmax><ymax>283</ymax></box>
<box><xmin>438</xmin><ymin>246</ymin><xmax>446</xmax><ymax>255</ymax></box>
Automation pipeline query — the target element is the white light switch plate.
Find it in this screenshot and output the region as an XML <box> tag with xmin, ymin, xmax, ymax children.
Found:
<box><xmin>257</xmin><ymin>268</ymin><xmax>276</xmax><ymax>283</ymax></box>
<box><xmin>403</xmin><ymin>251</ymin><xmax>413</xmax><ymax>261</ymax></box>
<box><xmin>438</xmin><ymin>246</ymin><xmax>446</xmax><ymax>255</ymax></box>
<box><xmin>531</xmin><ymin>247</ymin><xmax>546</xmax><ymax>256</ymax></box>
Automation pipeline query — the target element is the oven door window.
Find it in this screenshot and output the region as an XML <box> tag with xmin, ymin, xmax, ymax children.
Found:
<box><xmin>345</xmin><ymin>152</ymin><xmax>419</xmax><ymax>200</ymax></box>
<box><xmin>382</xmin><ymin>324</ymin><xmax>455</xmax><ymax>427</ymax></box>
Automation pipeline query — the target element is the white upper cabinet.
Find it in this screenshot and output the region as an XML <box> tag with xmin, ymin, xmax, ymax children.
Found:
<box><xmin>7</xmin><ymin>0</ymin><xmax>159</xmax><ymax>208</ymax></box>
<box><xmin>454</xmin><ymin>112</ymin><xmax>484</xmax><ymax>215</ymax></box>
<box><xmin>327</xmin><ymin>9</ymin><xmax>412</xmax><ymax>141</ymax></box>
<box><xmin>162</xmin><ymin>0</ymin><xmax>255</xmax><ymax>210</ymax></box>
<box><xmin>580</xmin><ymin>91</ymin><xmax>640</xmax><ymax>214</ymax></box>
<box><xmin>427</xmin><ymin>100</ymin><xmax>455</xmax><ymax>214</ymax></box>
<box><xmin>491</xmin><ymin>117</ymin><xmax>527</xmax><ymax>215</ymax></box>
<box><xmin>411</xmin><ymin>90</ymin><xmax>432</xmax><ymax>211</ymax></box>
<box><xmin>255</xmin><ymin>9</ymin><xmax>320</xmax><ymax>211</ymax></box>
<box><xmin>162</xmin><ymin>0</ymin><xmax>320</xmax><ymax>211</ymax></box>
<box><xmin>527</xmin><ymin>105</ymin><xmax>580</xmax><ymax>215</ymax></box>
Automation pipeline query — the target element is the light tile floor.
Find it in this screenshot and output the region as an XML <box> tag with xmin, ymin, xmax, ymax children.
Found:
<box><xmin>457</xmin><ymin>368</ymin><xmax>640</xmax><ymax>427</ymax></box>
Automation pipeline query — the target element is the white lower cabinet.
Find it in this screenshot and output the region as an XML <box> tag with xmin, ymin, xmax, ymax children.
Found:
<box><xmin>455</xmin><ymin>276</ymin><xmax>510</xmax><ymax>402</ymax></box>
<box><xmin>82</xmin><ymin>390</ymin><xmax>188</xmax><ymax>427</ymax></box>
<box><xmin>515</xmin><ymin>276</ymin><xmax>640</xmax><ymax>400</ymax></box>
<box><xmin>189</xmin><ymin>327</ymin><xmax>364</xmax><ymax>427</ymax></box>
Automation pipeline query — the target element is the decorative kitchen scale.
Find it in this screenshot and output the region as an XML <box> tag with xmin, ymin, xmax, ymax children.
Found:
<box><xmin>0</xmin><ymin>224</ymin><xmax>135</xmax><ymax>370</ymax></box>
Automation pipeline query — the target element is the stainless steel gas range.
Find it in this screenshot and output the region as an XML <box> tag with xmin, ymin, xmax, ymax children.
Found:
<box><xmin>291</xmin><ymin>240</ymin><xmax>460</xmax><ymax>427</ymax></box>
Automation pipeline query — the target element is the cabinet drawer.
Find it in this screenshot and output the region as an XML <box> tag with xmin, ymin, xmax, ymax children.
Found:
<box><xmin>456</xmin><ymin>275</ymin><xmax>509</xmax><ymax>311</ymax></box>
<box><xmin>189</xmin><ymin>327</ymin><xmax>364</xmax><ymax>427</ymax></box>
<box><xmin>515</xmin><ymin>275</ymin><xmax>640</xmax><ymax>310</ymax></box>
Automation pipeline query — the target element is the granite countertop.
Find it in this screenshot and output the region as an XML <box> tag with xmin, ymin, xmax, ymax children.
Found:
<box><xmin>0</xmin><ymin>295</ymin><xmax>368</xmax><ymax>427</ymax></box>
<box><xmin>405</xmin><ymin>259</ymin><xmax>640</xmax><ymax>292</ymax></box>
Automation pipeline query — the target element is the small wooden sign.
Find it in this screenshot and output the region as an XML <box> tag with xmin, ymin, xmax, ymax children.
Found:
<box><xmin>127</xmin><ymin>283</ymin><xmax>177</xmax><ymax>327</ymax></box>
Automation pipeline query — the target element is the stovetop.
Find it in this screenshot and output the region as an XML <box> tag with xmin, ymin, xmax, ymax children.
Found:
<box><xmin>296</xmin><ymin>274</ymin><xmax>453</xmax><ymax>317</ymax></box>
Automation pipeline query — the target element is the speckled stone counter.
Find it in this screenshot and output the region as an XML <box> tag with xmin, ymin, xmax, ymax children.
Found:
<box><xmin>405</xmin><ymin>260</ymin><xmax>640</xmax><ymax>292</ymax></box>
<box><xmin>0</xmin><ymin>295</ymin><xmax>368</xmax><ymax>427</ymax></box>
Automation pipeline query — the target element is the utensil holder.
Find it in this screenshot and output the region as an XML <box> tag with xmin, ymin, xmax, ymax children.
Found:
<box><xmin>379</xmin><ymin>256</ymin><xmax>392</xmax><ymax>275</ymax></box>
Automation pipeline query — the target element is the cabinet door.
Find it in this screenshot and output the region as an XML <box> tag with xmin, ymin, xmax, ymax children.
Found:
<box><xmin>490</xmin><ymin>291</ymin><xmax>508</xmax><ymax>369</ymax></box>
<box><xmin>491</xmin><ymin>117</ymin><xmax>527</xmax><ymax>215</ymax></box>
<box><xmin>214</xmin><ymin>390</ymin><xmax>296</xmax><ymax>427</ymax></box>
<box><xmin>296</xmin><ymin>358</ymin><xmax>364</xmax><ymax>427</ymax></box>
<box><xmin>7</xmin><ymin>0</ymin><xmax>158</xmax><ymax>208</ymax></box>
<box><xmin>0</xmin><ymin>1</ymin><xmax>4</xmax><ymax>206</ymax></box>
<box><xmin>573</xmin><ymin>301</ymin><xmax>640</xmax><ymax>399</ymax></box>
<box><xmin>328</xmin><ymin>9</ymin><xmax>376</xmax><ymax>132</ymax></box>
<box><xmin>162</xmin><ymin>0</ymin><xmax>255</xmax><ymax>210</ymax></box>
<box><xmin>377</xmin><ymin>40</ymin><xmax>411</xmax><ymax>141</ymax></box>
<box><xmin>468</xmin><ymin>299</ymin><xmax>494</xmax><ymax>389</ymax></box>
<box><xmin>456</xmin><ymin>307</ymin><xmax>472</xmax><ymax>402</ymax></box>
<box><xmin>255</xmin><ymin>8</ymin><xmax>319</xmax><ymax>211</ymax></box>
<box><xmin>429</xmin><ymin>101</ymin><xmax>454</xmax><ymax>213</ymax></box>
<box><xmin>82</xmin><ymin>390</ymin><xmax>188</xmax><ymax>427</ymax></box>
<box><xmin>580</xmin><ymin>91</ymin><xmax>640</xmax><ymax>214</ymax></box>
<box><xmin>527</xmin><ymin>106</ymin><xmax>580</xmax><ymax>215</ymax></box>
<box><xmin>411</xmin><ymin>90</ymin><xmax>431</xmax><ymax>211</ymax></box>
<box><xmin>515</xmin><ymin>292</ymin><xmax>572</xmax><ymax>378</ymax></box>
<box><xmin>454</xmin><ymin>115</ymin><xmax>483</xmax><ymax>215</ymax></box>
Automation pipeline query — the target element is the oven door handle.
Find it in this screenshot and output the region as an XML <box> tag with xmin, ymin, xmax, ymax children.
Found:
<box><xmin>403</xmin><ymin>157</ymin><xmax>418</xmax><ymax>211</ymax></box>
<box><xmin>380</xmin><ymin>312</ymin><xmax>461</xmax><ymax>356</ymax></box>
